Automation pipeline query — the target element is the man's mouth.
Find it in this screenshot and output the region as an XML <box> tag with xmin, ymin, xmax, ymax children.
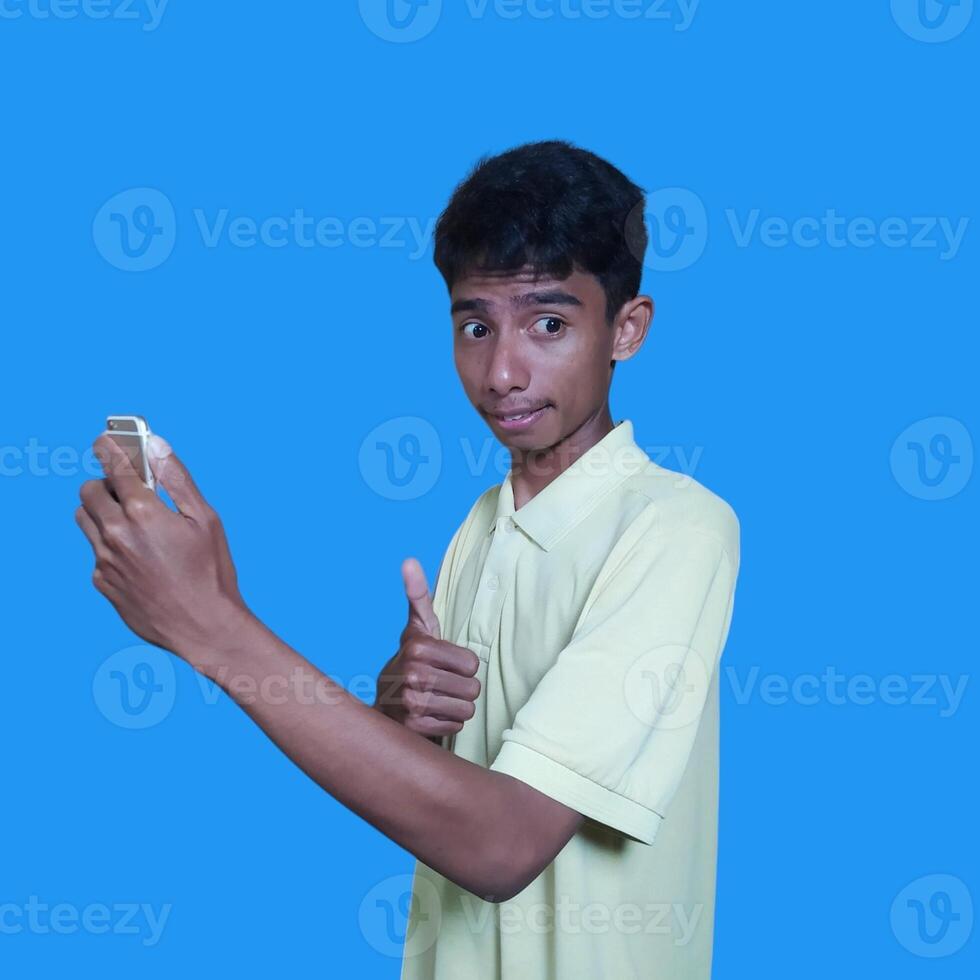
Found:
<box><xmin>487</xmin><ymin>405</ymin><xmax>551</xmax><ymax>431</ymax></box>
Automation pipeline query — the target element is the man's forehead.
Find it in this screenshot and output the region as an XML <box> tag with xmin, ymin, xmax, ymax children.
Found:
<box><xmin>450</xmin><ymin>267</ymin><xmax>597</xmax><ymax>307</ymax></box>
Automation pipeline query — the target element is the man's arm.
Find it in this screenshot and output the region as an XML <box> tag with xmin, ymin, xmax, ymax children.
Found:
<box><xmin>76</xmin><ymin>433</ymin><xmax>583</xmax><ymax>903</ymax></box>
<box><xmin>184</xmin><ymin>609</ymin><xmax>583</xmax><ymax>902</ymax></box>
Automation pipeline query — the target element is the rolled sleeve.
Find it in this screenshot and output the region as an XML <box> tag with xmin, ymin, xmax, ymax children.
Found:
<box><xmin>489</xmin><ymin>524</ymin><xmax>739</xmax><ymax>845</ymax></box>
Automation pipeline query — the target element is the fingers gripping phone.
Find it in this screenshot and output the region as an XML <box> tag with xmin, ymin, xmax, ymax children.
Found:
<box><xmin>104</xmin><ymin>415</ymin><xmax>156</xmax><ymax>492</ymax></box>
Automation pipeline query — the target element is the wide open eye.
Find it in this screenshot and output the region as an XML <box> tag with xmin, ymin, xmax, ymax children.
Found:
<box><xmin>531</xmin><ymin>315</ymin><xmax>566</xmax><ymax>336</ymax></box>
<box><xmin>459</xmin><ymin>321</ymin><xmax>489</xmax><ymax>339</ymax></box>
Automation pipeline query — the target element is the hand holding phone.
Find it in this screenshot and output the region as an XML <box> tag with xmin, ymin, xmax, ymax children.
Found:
<box><xmin>104</xmin><ymin>415</ymin><xmax>156</xmax><ymax>492</ymax></box>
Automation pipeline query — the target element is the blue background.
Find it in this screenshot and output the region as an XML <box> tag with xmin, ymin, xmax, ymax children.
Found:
<box><xmin>1</xmin><ymin>1</ymin><xmax>976</xmax><ymax>976</ymax></box>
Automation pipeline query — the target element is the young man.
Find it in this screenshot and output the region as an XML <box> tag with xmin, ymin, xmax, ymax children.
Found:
<box><xmin>76</xmin><ymin>140</ymin><xmax>740</xmax><ymax>979</ymax></box>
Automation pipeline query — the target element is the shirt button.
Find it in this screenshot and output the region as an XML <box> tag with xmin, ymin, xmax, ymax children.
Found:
<box><xmin>504</xmin><ymin>519</ymin><xmax>514</xmax><ymax>533</ymax></box>
<box><xmin>486</xmin><ymin>575</ymin><xmax>499</xmax><ymax>591</ymax></box>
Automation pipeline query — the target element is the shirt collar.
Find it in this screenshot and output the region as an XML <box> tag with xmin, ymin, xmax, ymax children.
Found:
<box><xmin>488</xmin><ymin>418</ymin><xmax>648</xmax><ymax>551</ymax></box>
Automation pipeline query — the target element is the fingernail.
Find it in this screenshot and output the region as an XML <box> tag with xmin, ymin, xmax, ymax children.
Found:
<box><xmin>148</xmin><ymin>434</ymin><xmax>172</xmax><ymax>459</ymax></box>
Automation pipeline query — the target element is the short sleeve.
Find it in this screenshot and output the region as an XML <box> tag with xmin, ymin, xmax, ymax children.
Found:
<box><xmin>489</xmin><ymin>525</ymin><xmax>738</xmax><ymax>845</ymax></box>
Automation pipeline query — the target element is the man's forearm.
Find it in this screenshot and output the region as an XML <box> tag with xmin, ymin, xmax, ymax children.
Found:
<box><xmin>78</xmin><ymin>437</ymin><xmax>581</xmax><ymax>901</ymax></box>
<box><xmin>180</xmin><ymin>607</ymin><xmax>523</xmax><ymax>901</ymax></box>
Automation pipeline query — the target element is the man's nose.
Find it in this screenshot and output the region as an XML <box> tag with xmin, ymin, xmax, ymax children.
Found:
<box><xmin>486</xmin><ymin>332</ymin><xmax>529</xmax><ymax>394</ymax></box>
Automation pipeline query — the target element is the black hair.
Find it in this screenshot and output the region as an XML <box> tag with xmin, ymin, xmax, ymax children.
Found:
<box><xmin>433</xmin><ymin>140</ymin><xmax>647</xmax><ymax>328</ymax></box>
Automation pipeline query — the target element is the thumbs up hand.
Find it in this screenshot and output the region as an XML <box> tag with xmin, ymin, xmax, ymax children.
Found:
<box><xmin>372</xmin><ymin>557</ymin><xmax>482</xmax><ymax>741</ymax></box>
<box><xmin>403</xmin><ymin>554</ymin><xmax>443</xmax><ymax>641</ymax></box>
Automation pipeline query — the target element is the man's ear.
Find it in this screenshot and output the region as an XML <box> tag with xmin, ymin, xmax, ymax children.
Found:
<box><xmin>611</xmin><ymin>294</ymin><xmax>654</xmax><ymax>366</ymax></box>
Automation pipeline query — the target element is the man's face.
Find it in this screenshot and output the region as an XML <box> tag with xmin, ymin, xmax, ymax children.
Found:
<box><xmin>450</xmin><ymin>266</ymin><xmax>617</xmax><ymax>451</ymax></box>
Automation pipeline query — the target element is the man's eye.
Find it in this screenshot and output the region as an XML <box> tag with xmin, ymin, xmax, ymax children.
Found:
<box><xmin>532</xmin><ymin>316</ymin><xmax>566</xmax><ymax>335</ymax></box>
<box><xmin>460</xmin><ymin>322</ymin><xmax>489</xmax><ymax>339</ymax></box>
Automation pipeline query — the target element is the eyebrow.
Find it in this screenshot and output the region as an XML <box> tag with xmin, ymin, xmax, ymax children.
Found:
<box><xmin>450</xmin><ymin>290</ymin><xmax>584</xmax><ymax>316</ymax></box>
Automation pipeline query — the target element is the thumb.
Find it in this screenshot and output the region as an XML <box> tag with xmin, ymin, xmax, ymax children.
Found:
<box><xmin>147</xmin><ymin>434</ymin><xmax>210</xmax><ymax>520</ymax></box>
<box><xmin>402</xmin><ymin>557</ymin><xmax>441</xmax><ymax>640</ymax></box>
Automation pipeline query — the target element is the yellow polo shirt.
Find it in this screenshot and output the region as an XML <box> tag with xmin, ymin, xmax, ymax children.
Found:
<box><xmin>399</xmin><ymin>419</ymin><xmax>740</xmax><ymax>979</ymax></box>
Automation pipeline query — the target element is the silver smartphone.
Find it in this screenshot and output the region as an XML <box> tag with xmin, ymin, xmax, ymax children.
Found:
<box><xmin>104</xmin><ymin>415</ymin><xmax>156</xmax><ymax>492</ymax></box>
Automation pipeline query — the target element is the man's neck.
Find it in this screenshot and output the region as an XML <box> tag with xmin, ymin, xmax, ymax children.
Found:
<box><xmin>509</xmin><ymin>406</ymin><xmax>616</xmax><ymax>510</ymax></box>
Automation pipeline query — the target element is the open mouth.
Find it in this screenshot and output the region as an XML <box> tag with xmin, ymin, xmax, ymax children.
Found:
<box><xmin>491</xmin><ymin>405</ymin><xmax>550</xmax><ymax>431</ymax></box>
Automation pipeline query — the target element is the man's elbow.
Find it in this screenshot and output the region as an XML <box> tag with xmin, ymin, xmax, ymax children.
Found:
<box><xmin>463</xmin><ymin>774</ymin><xmax>584</xmax><ymax>903</ymax></box>
<box><xmin>476</xmin><ymin>837</ymin><xmax>549</xmax><ymax>904</ymax></box>
<box><xmin>473</xmin><ymin>869</ymin><xmax>527</xmax><ymax>905</ymax></box>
